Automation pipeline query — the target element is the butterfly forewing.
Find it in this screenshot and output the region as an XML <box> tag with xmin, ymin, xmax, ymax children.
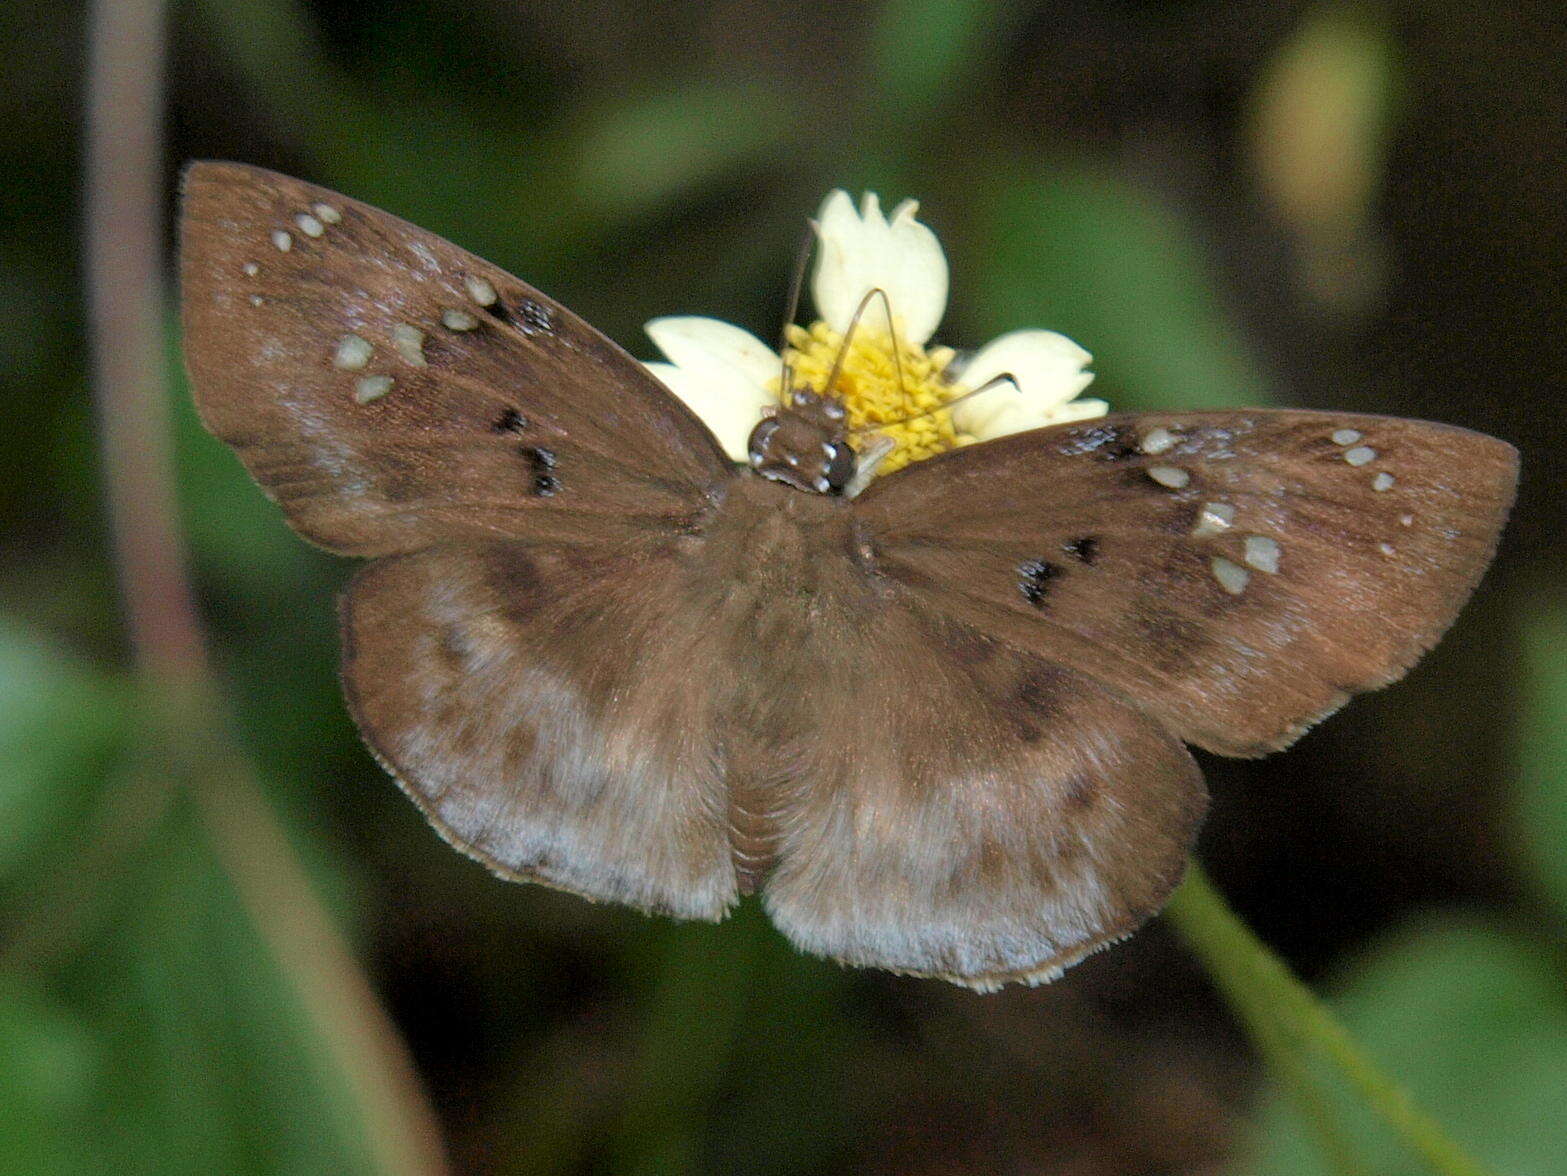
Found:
<box><xmin>856</xmin><ymin>410</ymin><xmax>1518</xmax><ymax>756</ymax></box>
<box><xmin>180</xmin><ymin>162</ymin><xmax>732</xmax><ymax>557</ymax></box>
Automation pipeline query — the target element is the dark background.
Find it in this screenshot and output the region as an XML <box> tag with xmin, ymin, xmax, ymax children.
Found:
<box><xmin>3</xmin><ymin>1</ymin><xmax>1565</xmax><ymax>1173</ymax></box>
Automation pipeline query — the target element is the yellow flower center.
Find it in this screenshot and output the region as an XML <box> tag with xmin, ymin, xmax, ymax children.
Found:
<box><xmin>777</xmin><ymin>321</ymin><xmax>970</xmax><ymax>474</ymax></box>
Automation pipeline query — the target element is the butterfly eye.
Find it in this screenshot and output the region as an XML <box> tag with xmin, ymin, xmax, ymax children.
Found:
<box><xmin>747</xmin><ymin>418</ymin><xmax>781</xmax><ymax>467</ymax></box>
<box><xmin>823</xmin><ymin>442</ymin><xmax>856</xmax><ymax>493</ymax></box>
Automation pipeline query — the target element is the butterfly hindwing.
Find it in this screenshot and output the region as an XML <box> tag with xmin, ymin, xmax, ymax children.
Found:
<box><xmin>856</xmin><ymin>410</ymin><xmax>1518</xmax><ymax>756</ymax></box>
<box><xmin>180</xmin><ymin>162</ymin><xmax>732</xmax><ymax>557</ymax></box>
<box><xmin>340</xmin><ymin>540</ymin><xmax>739</xmax><ymax>918</ymax></box>
<box><xmin>751</xmin><ymin>582</ymin><xmax>1206</xmax><ymax>989</ymax></box>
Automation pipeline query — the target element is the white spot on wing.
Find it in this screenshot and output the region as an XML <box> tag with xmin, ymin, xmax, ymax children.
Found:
<box><xmin>1210</xmin><ymin>556</ymin><xmax>1250</xmax><ymax>595</ymax></box>
<box><xmin>312</xmin><ymin>202</ymin><xmax>342</xmax><ymax>224</ymax></box>
<box><xmin>1344</xmin><ymin>445</ymin><xmax>1376</xmax><ymax>466</ymax></box>
<box><xmin>1140</xmin><ymin>426</ymin><xmax>1175</xmax><ymax>455</ymax></box>
<box><xmin>270</xmin><ymin>230</ymin><xmax>292</xmax><ymax>252</ymax></box>
<box><xmin>242</xmin><ymin>262</ymin><xmax>259</xmax><ymax>277</ymax></box>
<box><xmin>1243</xmin><ymin>535</ymin><xmax>1280</xmax><ymax>574</ymax></box>
<box><xmin>1147</xmin><ymin>466</ymin><xmax>1190</xmax><ymax>489</ymax></box>
<box><xmin>1191</xmin><ymin>501</ymin><xmax>1235</xmax><ymax>538</ymax></box>
<box><xmin>441</xmin><ymin>308</ymin><xmax>479</xmax><ymax>331</ymax></box>
<box><xmin>295</xmin><ymin>212</ymin><xmax>324</xmax><ymax>238</ymax></box>
<box><xmin>392</xmin><ymin>324</ymin><xmax>428</xmax><ymax>367</ymax></box>
<box><xmin>464</xmin><ymin>275</ymin><xmax>498</xmax><ymax>307</ymax></box>
<box><xmin>332</xmin><ymin>334</ymin><xmax>373</xmax><ymax>370</ymax></box>
<box><xmin>1372</xmin><ymin>472</ymin><xmax>1395</xmax><ymax>491</ymax></box>
<box><xmin>1332</xmin><ymin>428</ymin><xmax>1363</xmax><ymax>445</ymax></box>
<box><xmin>354</xmin><ymin>375</ymin><xmax>394</xmax><ymax>404</ymax></box>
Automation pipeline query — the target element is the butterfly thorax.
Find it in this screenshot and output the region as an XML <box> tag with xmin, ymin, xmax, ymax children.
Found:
<box><xmin>692</xmin><ymin>477</ymin><xmax>875</xmax><ymax>890</ymax></box>
<box><xmin>746</xmin><ymin>388</ymin><xmax>857</xmax><ymax>495</ymax></box>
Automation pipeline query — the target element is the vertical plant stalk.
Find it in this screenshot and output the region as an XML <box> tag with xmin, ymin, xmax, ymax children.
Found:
<box><xmin>83</xmin><ymin>2</ymin><xmax>449</xmax><ymax>1173</ymax></box>
<box><xmin>1165</xmin><ymin>862</ymin><xmax>1496</xmax><ymax>1176</ymax></box>
<box><xmin>84</xmin><ymin>0</ymin><xmax>204</xmax><ymax>687</ymax></box>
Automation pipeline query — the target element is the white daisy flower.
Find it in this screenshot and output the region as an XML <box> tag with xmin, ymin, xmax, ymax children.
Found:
<box><xmin>643</xmin><ymin>190</ymin><xmax>1106</xmax><ymax>476</ymax></box>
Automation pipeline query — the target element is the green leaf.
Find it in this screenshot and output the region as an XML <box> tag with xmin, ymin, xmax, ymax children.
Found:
<box><xmin>571</xmin><ymin>82</ymin><xmax>799</xmax><ymax>222</ymax></box>
<box><xmin>0</xmin><ymin>623</ymin><xmax>385</xmax><ymax>1175</ymax></box>
<box><xmin>1517</xmin><ymin>598</ymin><xmax>1567</xmax><ymax>921</ymax></box>
<box><xmin>970</xmin><ymin>162</ymin><xmax>1272</xmax><ymax>411</ymax></box>
<box><xmin>53</xmin><ymin>797</ymin><xmax>381</xmax><ymax>1176</ymax></box>
<box><xmin>1233</xmin><ymin>916</ymin><xmax>1567</xmax><ymax>1176</ymax></box>
<box><xmin>870</xmin><ymin>0</ymin><xmax>1005</xmax><ymax>122</ymax></box>
<box><xmin>0</xmin><ymin>976</ymin><xmax>100</xmax><ymax>1176</ymax></box>
<box><xmin>2</xmin><ymin>771</ymin><xmax>383</xmax><ymax>1174</ymax></box>
<box><xmin>0</xmin><ymin>618</ymin><xmax>127</xmax><ymax>888</ymax></box>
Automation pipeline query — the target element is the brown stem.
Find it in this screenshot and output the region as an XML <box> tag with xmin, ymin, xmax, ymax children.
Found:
<box><xmin>83</xmin><ymin>2</ymin><xmax>450</xmax><ymax>1172</ymax></box>
<box><xmin>84</xmin><ymin>0</ymin><xmax>206</xmax><ymax>684</ymax></box>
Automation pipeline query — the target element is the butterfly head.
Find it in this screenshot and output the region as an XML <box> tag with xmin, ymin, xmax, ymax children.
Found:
<box><xmin>746</xmin><ymin>388</ymin><xmax>857</xmax><ymax>495</ymax></box>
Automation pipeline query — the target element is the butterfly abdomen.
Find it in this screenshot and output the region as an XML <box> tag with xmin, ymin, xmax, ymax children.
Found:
<box><xmin>727</xmin><ymin>775</ymin><xmax>786</xmax><ymax>894</ymax></box>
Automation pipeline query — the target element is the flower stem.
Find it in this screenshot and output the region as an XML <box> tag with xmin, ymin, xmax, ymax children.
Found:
<box><xmin>1218</xmin><ymin>958</ymin><xmax>1367</xmax><ymax>1176</ymax></box>
<box><xmin>1165</xmin><ymin>862</ymin><xmax>1496</xmax><ymax>1176</ymax></box>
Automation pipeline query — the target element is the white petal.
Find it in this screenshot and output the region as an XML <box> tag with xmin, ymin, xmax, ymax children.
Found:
<box><xmin>950</xmin><ymin>329</ymin><xmax>1097</xmax><ymax>437</ymax></box>
<box><xmin>1049</xmin><ymin>397</ymin><xmax>1109</xmax><ymax>423</ymax></box>
<box><xmin>956</xmin><ymin>329</ymin><xmax>1093</xmax><ymax>404</ymax></box>
<box><xmin>958</xmin><ymin>396</ymin><xmax>1109</xmax><ymax>442</ymax></box>
<box><xmin>645</xmin><ymin>315</ymin><xmax>782</xmax><ymax>392</ymax></box>
<box><xmin>642</xmin><ymin>316</ymin><xmax>780</xmax><ymax>461</ymax></box>
<box><xmin>881</xmin><ymin>198</ymin><xmax>947</xmax><ymax>345</ymax></box>
<box><xmin>810</xmin><ymin>190</ymin><xmax>865</xmax><ymax>338</ymax></box>
<box><xmin>643</xmin><ymin>361</ymin><xmax>771</xmax><ymax>462</ymax></box>
<box><xmin>810</xmin><ymin>189</ymin><xmax>948</xmax><ymax>346</ymax></box>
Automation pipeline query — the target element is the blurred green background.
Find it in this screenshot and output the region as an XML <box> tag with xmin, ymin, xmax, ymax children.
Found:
<box><xmin>3</xmin><ymin>1</ymin><xmax>1565</xmax><ymax>1173</ymax></box>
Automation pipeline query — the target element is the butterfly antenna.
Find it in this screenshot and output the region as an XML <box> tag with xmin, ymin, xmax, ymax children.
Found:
<box><xmin>822</xmin><ymin>285</ymin><xmax>908</xmax><ymax>405</ymax></box>
<box><xmin>778</xmin><ymin>219</ymin><xmax>817</xmax><ymax>396</ymax></box>
<box><xmin>846</xmin><ymin>371</ymin><xmax>1022</xmax><ymax>436</ymax></box>
<box><xmin>871</xmin><ymin>286</ymin><xmax>910</xmax><ymax>412</ymax></box>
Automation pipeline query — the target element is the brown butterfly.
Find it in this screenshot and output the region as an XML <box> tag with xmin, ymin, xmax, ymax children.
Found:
<box><xmin>179</xmin><ymin>163</ymin><xmax>1517</xmax><ymax>990</ymax></box>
